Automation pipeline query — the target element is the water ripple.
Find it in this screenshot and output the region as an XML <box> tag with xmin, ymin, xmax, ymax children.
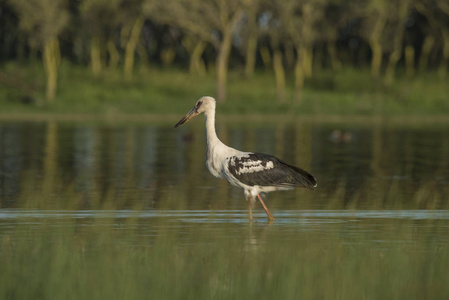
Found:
<box><xmin>1</xmin><ymin>209</ymin><xmax>449</xmax><ymax>221</ymax></box>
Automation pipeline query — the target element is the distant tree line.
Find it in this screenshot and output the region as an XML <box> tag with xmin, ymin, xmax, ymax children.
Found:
<box><xmin>1</xmin><ymin>0</ymin><xmax>448</xmax><ymax>102</ymax></box>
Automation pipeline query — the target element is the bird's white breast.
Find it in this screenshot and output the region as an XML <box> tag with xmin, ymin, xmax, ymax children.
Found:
<box><xmin>206</xmin><ymin>143</ymin><xmax>241</xmax><ymax>179</ymax></box>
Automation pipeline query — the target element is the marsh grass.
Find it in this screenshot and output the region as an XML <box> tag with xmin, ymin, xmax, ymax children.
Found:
<box><xmin>1</xmin><ymin>175</ymin><xmax>449</xmax><ymax>299</ymax></box>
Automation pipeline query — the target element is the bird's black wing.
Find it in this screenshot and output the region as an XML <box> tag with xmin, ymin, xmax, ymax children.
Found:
<box><xmin>227</xmin><ymin>153</ymin><xmax>317</xmax><ymax>189</ymax></box>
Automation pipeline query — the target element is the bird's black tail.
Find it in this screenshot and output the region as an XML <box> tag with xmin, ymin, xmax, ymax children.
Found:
<box><xmin>275</xmin><ymin>158</ymin><xmax>317</xmax><ymax>190</ymax></box>
<box><xmin>289</xmin><ymin>165</ymin><xmax>317</xmax><ymax>190</ymax></box>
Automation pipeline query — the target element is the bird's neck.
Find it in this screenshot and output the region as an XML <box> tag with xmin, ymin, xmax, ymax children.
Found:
<box><xmin>204</xmin><ymin>109</ymin><xmax>222</xmax><ymax>149</ymax></box>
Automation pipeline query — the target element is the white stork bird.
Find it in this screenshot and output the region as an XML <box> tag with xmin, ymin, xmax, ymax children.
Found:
<box><xmin>175</xmin><ymin>96</ymin><xmax>317</xmax><ymax>221</ymax></box>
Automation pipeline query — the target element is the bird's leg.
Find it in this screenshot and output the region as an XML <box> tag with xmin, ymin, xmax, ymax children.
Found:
<box><xmin>246</xmin><ymin>194</ymin><xmax>256</xmax><ymax>222</ymax></box>
<box><xmin>248</xmin><ymin>200</ymin><xmax>253</xmax><ymax>222</ymax></box>
<box><xmin>257</xmin><ymin>194</ymin><xmax>275</xmax><ymax>221</ymax></box>
<box><xmin>245</xmin><ymin>191</ymin><xmax>257</xmax><ymax>222</ymax></box>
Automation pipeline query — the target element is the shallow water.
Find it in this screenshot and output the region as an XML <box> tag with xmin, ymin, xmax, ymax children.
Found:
<box><xmin>1</xmin><ymin>119</ymin><xmax>449</xmax><ymax>298</ymax></box>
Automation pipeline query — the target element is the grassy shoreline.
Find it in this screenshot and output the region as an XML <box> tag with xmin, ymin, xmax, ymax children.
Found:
<box><xmin>1</xmin><ymin>63</ymin><xmax>449</xmax><ymax>116</ymax></box>
<box><xmin>0</xmin><ymin>113</ymin><xmax>449</xmax><ymax>127</ymax></box>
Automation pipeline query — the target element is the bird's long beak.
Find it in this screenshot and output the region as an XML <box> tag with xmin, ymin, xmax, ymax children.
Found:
<box><xmin>174</xmin><ymin>107</ymin><xmax>200</xmax><ymax>128</ymax></box>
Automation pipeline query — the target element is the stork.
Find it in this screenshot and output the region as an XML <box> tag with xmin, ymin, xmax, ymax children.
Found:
<box><xmin>175</xmin><ymin>96</ymin><xmax>317</xmax><ymax>221</ymax></box>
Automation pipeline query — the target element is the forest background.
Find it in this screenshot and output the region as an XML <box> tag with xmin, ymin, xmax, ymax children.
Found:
<box><xmin>0</xmin><ymin>0</ymin><xmax>448</xmax><ymax>117</ymax></box>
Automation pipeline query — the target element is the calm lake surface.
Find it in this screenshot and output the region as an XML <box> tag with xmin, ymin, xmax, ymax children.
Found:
<box><xmin>1</xmin><ymin>118</ymin><xmax>449</xmax><ymax>299</ymax></box>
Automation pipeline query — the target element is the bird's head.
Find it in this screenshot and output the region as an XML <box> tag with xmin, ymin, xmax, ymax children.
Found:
<box><xmin>174</xmin><ymin>96</ymin><xmax>216</xmax><ymax>128</ymax></box>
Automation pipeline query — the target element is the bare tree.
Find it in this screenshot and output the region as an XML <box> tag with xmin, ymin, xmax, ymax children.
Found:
<box><xmin>11</xmin><ymin>0</ymin><xmax>69</xmax><ymax>101</ymax></box>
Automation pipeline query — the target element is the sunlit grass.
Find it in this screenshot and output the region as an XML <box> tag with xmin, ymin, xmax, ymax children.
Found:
<box><xmin>1</xmin><ymin>62</ymin><xmax>449</xmax><ymax>116</ymax></box>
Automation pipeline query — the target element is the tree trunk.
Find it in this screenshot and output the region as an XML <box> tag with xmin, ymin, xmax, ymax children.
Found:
<box><xmin>43</xmin><ymin>37</ymin><xmax>60</xmax><ymax>102</ymax></box>
<box><xmin>272</xmin><ymin>49</ymin><xmax>286</xmax><ymax>103</ymax></box>
<box><xmin>244</xmin><ymin>34</ymin><xmax>257</xmax><ymax>77</ymax></box>
<box><xmin>385</xmin><ymin>20</ymin><xmax>405</xmax><ymax>85</ymax></box>
<box><xmin>29</xmin><ymin>47</ymin><xmax>38</xmax><ymax>65</ymax></box>
<box><xmin>370</xmin><ymin>41</ymin><xmax>383</xmax><ymax>79</ymax></box>
<box><xmin>314</xmin><ymin>44</ymin><xmax>324</xmax><ymax>71</ymax></box>
<box><xmin>385</xmin><ymin>3</ymin><xmax>409</xmax><ymax>85</ymax></box>
<box><xmin>137</xmin><ymin>41</ymin><xmax>150</xmax><ymax>72</ymax></box>
<box><xmin>418</xmin><ymin>35</ymin><xmax>435</xmax><ymax>72</ymax></box>
<box><xmin>107</xmin><ymin>39</ymin><xmax>120</xmax><ymax>70</ymax></box>
<box><xmin>182</xmin><ymin>36</ymin><xmax>207</xmax><ymax>75</ymax></box>
<box><xmin>301</xmin><ymin>3</ymin><xmax>313</xmax><ymax>78</ymax></box>
<box><xmin>303</xmin><ymin>45</ymin><xmax>313</xmax><ymax>78</ymax></box>
<box><xmin>91</xmin><ymin>36</ymin><xmax>102</xmax><ymax>77</ymax></box>
<box><xmin>160</xmin><ymin>46</ymin><xmax>176</xmax><ymax>67</ymax></box>
<box><xmin>18</xmin><ymin>35</ymin><xmax>26</xmax><ymax>63</ymax></box>
<box><xmin>294</xmin><ymin>47</ymin><xmax>305</xmax><ymax>104</ymax></box>
<box><xmin>384</xmin><ymin>49</ymin><xmax>401</xmax><ymax>85</ymax></box>
<box><xmin>328</xmin><ymin>40</ymin><xmax>342</xmax><ymax>70</ymax></box>
<box><xmin>369</xmin><ymin>16</ymin><xmax>386</xmax><ymax>79</ymax></box>
<box><xmin>244</xmin><ymin>7</ymin><xmax>258</xmax><ymax>77</ymax></box>
<box><xmin>123</xmin><ymin>16</ymin><xmax>144</xmax><ymax>80</ymax></box>
<box><xmin>405</xmin><ymin>45</ymin><xmax>415</xmax><ymax>78</ymax></box>
<box><xmin>216</xmin><ymin>27</ymin><xmax>233</xmax><ymax>102</ymax></box>
<box><xmin>260</xmin><ymin>46</ymin><xmax>271</xmax><ymax>70</ymax></box>
<box><xmin>189</xmin><ymin>40</ymin><xmax>206</xmax><ymax>75</ymax></box>
<box><xmin>438</xmin><ymin>30</ymin><xmax>449</xmax><ymax>80</ymax></box>
<box><xmin>284</xmin><ymin>42</ymin><xmax>295</xmax><ymax>70</ymax></box>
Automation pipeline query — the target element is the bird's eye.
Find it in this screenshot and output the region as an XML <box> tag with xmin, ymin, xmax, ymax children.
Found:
<box><xmin>196</xmin><ymin>101</ymin><xmax>202</xmax><ymax>109</ymax></box>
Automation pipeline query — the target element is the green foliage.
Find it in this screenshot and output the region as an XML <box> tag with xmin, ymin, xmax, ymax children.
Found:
<box><xmin>3</xmin><ymin>0</ymin><xmax>449</xmax><ymax>104</ymax></box>
<box><xmin>10</xmin><ymin>0</ymin><xmax>69</xmax><ymax>47</ymax></box>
